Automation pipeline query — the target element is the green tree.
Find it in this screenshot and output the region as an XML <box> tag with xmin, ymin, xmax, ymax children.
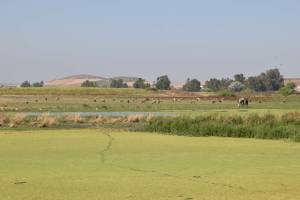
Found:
<box><xmin>228</xmin><ymin>81</ymin><xmax>245</xmax><ymax>92</ymax></box>
<box><xmin>155</xmin><ymin>75</ymin><xmax>171</xmax><ymax>90</ymax></box>
<box><xmin>81</xmin><ymin>80</ymin><xmax>97</xmax><ymax>87</ymax></box>
<box><xmin>133</xmin><ymin>78</ymin><xmax>150</xmax><ymax>89</ymax></box>
<box><xmin>205</xmin><ymin>78</ymin><xmax>220</xmax><ymax>92</ymax></box>
<box><xmin>246</xmin><ymin>68</ymin><xmax>284</xmax><ymax>91</ymax></box>
<box><xmin>32</xmin><ymin>81</ymin><xmax>44</xmax><ymax>87</ymax></box>
<box><xmin>264</xmin><ymin>68</ymin><xmax>284</xmax><ymax>91</ymax></box>
<box><xmin>20</xmin><ymin>80</ymin><xmax>31</xmax><ymax>87</ymax></box>
<box><xmin>234</xmin><ymin>73</ymin><xmax>245</xmax><ymax>83</ymax></box>
<box><xmin>110</xmin><ymin>79</ymin><xmax>128</xmax><ymax>88</ymax></box>
<box><xmin>182</xmin><ymin>78</ymin><xmax>201</xmax><ymax>92</ymax></box>
<box><xmin>205</xmin><ymin>78</ymin><xmax>232</xmax><ymax>91</ymax></box>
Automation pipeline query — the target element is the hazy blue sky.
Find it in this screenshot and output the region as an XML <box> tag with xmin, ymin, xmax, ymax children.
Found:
<box><xmin>1</xmin><ymin>0</ymin><xmax>299</xmax><ymax>82</ymax></box>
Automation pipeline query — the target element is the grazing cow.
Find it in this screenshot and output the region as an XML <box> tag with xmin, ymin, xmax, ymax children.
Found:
<box><xmin>238</xmin><ymin>98</ymin><xmax>249</xmax><ymax>108</ymax></box>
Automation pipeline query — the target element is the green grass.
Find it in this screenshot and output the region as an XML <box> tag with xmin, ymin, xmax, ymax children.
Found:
<box><xmin>0</xmin><ymin>93</ymin><xmax>300</xmax><ymax>113</ymax></box>
<box><xmin>0</xmin><ymin>129</ymin><xmax>300</xmax><ymax>200</ymax></box>
<box><xmin>144</xmin><ymin>113</ymin><xmax>300</xmax><ymax>141</ymax></box>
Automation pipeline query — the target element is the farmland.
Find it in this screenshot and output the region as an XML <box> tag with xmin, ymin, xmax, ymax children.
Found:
<box><xmin>0</xmin><ymin>88</ymin><xmax>299</xmax><ymax>199</ymax></box>
<box><xmin>0</xmin><ymin>88</ymin><xmax>299</xmax><ymax>113</ymax></box>
<box><xmin>0</xmin><ymin>129</ymin><xmax>300</xmax><ymax>200</ymax></box>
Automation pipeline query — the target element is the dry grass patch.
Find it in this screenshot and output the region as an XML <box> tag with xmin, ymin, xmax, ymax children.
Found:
<box><xmin>0</xmin><ymin>115</ymin><xmax>8</xmax><ymax>126</ymax></box>
<box><xmin>66</xmin><ymin>114</ymin><xmax>85</xmax><ymax>124</ymax></box>
<box><xmin>9</xmin><ymin>114</ymin><xmax>27</xmax><ymax>128</ymax></box>
<box><xmin>32</xmin><ymin>113</ymin><xmax>57</xmax><ymax>128</ymax></box>
<box><xmin>126</xmin><ymin>114</ymin><xmax>145</xmax><ymax>123</ymax></box>
<box><xmin>89</xmin><ymin>116</ymin><xmax>107</xmax><ymax>125</ymax></box>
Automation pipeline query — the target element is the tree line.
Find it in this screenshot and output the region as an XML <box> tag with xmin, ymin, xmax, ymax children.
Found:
<box><xmin>18</xmin><ymin>68</ymin><xmax>296</xmax><ymax>95</ymax></box>
<box><xmin>81</xmin><ymin>68</ymin><xmax>295</xmax><ymax>94</ymax></box>
<box><xmin>20</xmin><ymin>81</ymin><xmax>44</xmax><ymax>88</ymax></box>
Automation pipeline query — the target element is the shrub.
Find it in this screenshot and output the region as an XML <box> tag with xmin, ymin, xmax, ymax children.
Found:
<box><xmin>281</xmin><ymin>112</ymin><xmax>300</xmax><ymax>125</ymax></box>
<box><xmin>89</xmin><ymin>116</ymin><xmax>107</xmax><ymax>125</ymax></box>
<box><xmin>143</xmin><ymin>113</ymin><xmax>300</xmax><ymax>141</ymax></box>
<box><xmin>127</xmin><ymin>115</ymin><xmax>145</xmax><ymax>123</ymax></box>
<box><xmin>32</xmin><ymin>113</ymin><xmax>57</xmax><ymax>127</ymax></box>
<box><xmin>0</xmin><ymin>115</ymin><xmax>8</xmax><ymax>126</ymax></box>
<box><xmin>219</xmin><ymin>91</ymin><xmax>236</xmax><ymax>97</ymax></box>
<box><xmin>66</xmin><ymin>114</ymin><xmax>85</xmax><ymax>123</ymax></box>
<box><xmin>9</xmin><ymin>114</ymin><xmax>27</xmax><ymax>127</ymax></box>
<box><xmin>280</xmin><ymin>84</ymin><xmax>296</xmax><ymax>96</ymax></box>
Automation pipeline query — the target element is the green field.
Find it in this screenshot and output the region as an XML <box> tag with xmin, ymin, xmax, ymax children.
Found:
<box><xmin>1</xmin><ymin>129</ymin><xmax>300</xmax><ymax>200</ymax></box>
<box><xmin>0</xmin><ymin>89</ymin><xmax>299</xmax><ymax>113</ymax></box>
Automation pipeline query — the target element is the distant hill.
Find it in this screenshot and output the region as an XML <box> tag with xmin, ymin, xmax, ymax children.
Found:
<box><xmin>46</xmin><ymin>74</ymin><xmax>145</xmax><ymax>87</ymax></box>
<box><xmin>46</xmin><ymin>74</ymin><xmax>108</xmax><ymax>87</ymax></box>
<box><xmin>61</xmin><ymin>74</ymin><xmax>107</xmax><ymax>80</ymax></box>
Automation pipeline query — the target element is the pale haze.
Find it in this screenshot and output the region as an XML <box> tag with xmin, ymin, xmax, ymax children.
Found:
<box><xmin>0</xmin><ymin>0</ymin><xmax>300</xmax><ymax>83</ymax></box>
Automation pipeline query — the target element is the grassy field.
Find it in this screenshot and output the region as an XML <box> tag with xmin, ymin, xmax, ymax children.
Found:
<box><xmin>0</xmin><ymin>90</ymin><xmax>299</xmax><ymax>113</ymax></box>
<box><xmin>0</xmin><ymin>129</ymin><xmax>300</xmax><ymax>200</ymax></box>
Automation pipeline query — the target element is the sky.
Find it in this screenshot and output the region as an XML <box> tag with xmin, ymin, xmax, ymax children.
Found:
<box><xmin>0</xmin><ymin>0</ymin><xmax>300</xmax><ymax>83</ymax></box>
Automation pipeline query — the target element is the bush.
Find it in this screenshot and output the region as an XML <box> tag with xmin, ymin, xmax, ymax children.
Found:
<box><xmin>32</xmin><ymin>113</ymin><xmax>57</xmax><ymax>127</ymax></box>
<box><xmin>218</xmin><ymin>91</ymin><xmax>236</xmax><ymax>97</ymax></box>
<box><xmin>143</xmin><ymin>113</ymin><xmax>300</xmax><ymax>141</ymax></box>
<box><xmin>9</xmin><ymin>114</ymin><xmax>28</xmax><ymax>127</ymax></box>
<box><xmin>279</xmin><ymin>85</ymin><xmax>296</xmax><ymax>96</ymax></box>
<box><xmin>0</xmin><ymin>115</ymin><xmax>8</xmax><ymax>126</ymax></box>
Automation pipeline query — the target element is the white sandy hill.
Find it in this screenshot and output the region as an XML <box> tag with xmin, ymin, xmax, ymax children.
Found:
<box><xmin>45</xmin><ymin>75</ymin><xmax>145</xmax><ymax>87</ymax></box>
<box><xmin>46</xmin><ymin>74</ymin><xmax>108</xmax><ymax>87</ymax></box>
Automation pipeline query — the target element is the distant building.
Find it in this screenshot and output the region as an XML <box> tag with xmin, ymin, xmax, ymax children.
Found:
<box><xmin>285</xmin><ymin>78</ymin><xmax>300</xmax><ymax>92</ymax></box>
<box><xmin>0</xmin><ymin>83</ymin><xmax>18</xmax><ymax>88</ymax></box>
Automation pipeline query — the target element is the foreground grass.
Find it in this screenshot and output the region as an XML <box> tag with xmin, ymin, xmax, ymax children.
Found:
<box><xmin>0</xmin><ymin>129</ymin><xmax>300</xmax><ymax>200</ymax></box>
<box><xmin>144</xmin><ymin>113</ymin><xmax>300</xmax><ymax>141</ymax></box>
